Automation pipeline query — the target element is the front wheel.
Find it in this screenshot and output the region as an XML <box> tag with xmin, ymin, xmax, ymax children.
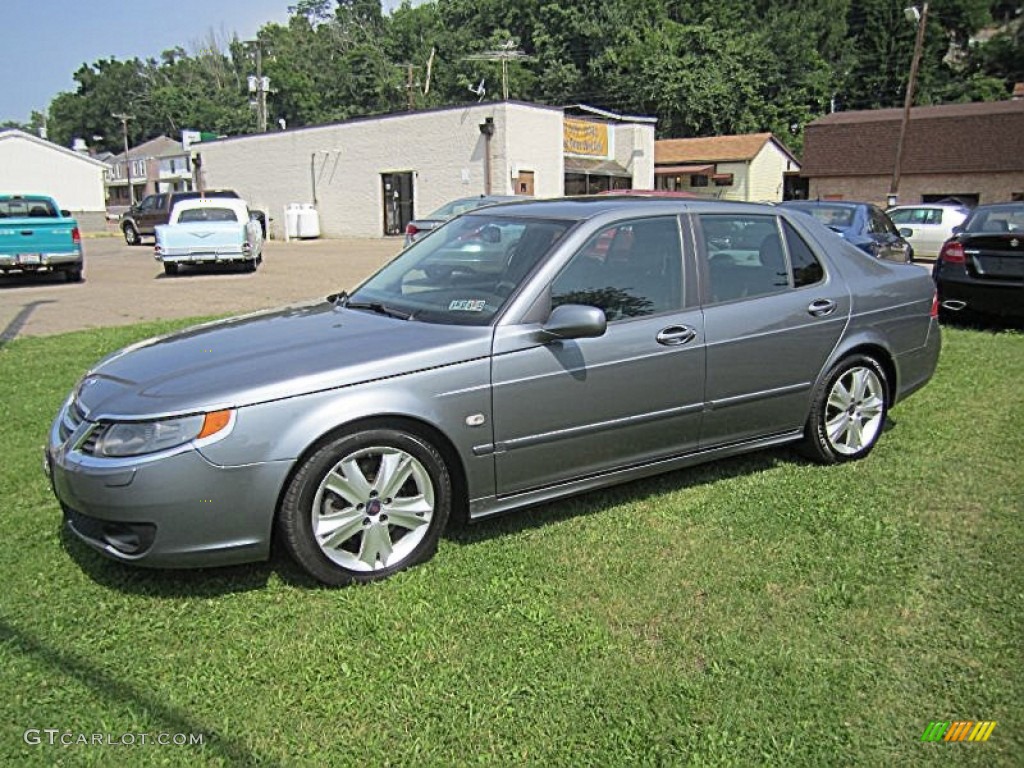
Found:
<box><xmin>163</xmin><ymin>262</ymin><xmax>179</xmax><ymax>276</ymax></box>
<box><xmin>123</xmin><ymin>223</ymin><xmax>140</xmax><ymax>246</ymax></box>
<box><xmin>799</xmin><ymin>354</ymin><xmax>889</xmax><ymax>464</ymax></box>
<box><xmin>278</xmin><ymin>428</ymin><xmax>452</xmax><ymax>586</ymax></box>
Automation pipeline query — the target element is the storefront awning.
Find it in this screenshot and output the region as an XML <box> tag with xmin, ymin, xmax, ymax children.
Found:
<box><xmin>654</xmin><ymin>164</ymin><xmax>714</xmax><ymax>175</ymax></box>
<box><xmin>564</xmin><ymin>157</ymin><xmax>633</xmax><ymax>177</ymax></box>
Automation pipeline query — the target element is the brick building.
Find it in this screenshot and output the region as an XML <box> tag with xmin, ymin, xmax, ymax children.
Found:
<box><xmin>801</xmin><ymin>100</ymin><xmax>1024</xmax><ymax>207</ymax></box>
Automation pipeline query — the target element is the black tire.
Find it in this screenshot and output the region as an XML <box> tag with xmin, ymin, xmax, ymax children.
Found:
<box><xmin>123</xmin><ymin>223</ymin><xmax>140</xmax><ymax>246</ymax></box>
<box><xmin>244</xmin><ymin>258</ymin><xmax>258</xmax><ymax>273</ymax></box>
<box><xmin>64</xmin><ymin>266</ymin><xmax>83</xmax><ymax>283</ymax></box>
<box><xmin>278</xmin><ymin>428</ymin><xmax>451</xmax><ymax>586</ymax></box>
<box><xmin>163</xmin><ymin>262</ymin><xmax>179</xmax><ymax>276</ymax></box>
<box><xmin>799</xmin><ymin>354</ymin><xmax>889</xmax><ymax>464</ymax></box>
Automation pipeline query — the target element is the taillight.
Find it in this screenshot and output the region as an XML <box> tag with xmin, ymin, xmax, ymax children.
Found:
<box><xmin>71</xmin><ymin>227</ymin><xmax>81</xmax><ymax>245</ymax></box>
<box><xmin>938</xmin><ymin>240</ymin><xmax>965</xmax><ymax>264</ymax></box>
<box><xmin>405</xmin><ymin>223</ymin><xmax>419</xmax><ymax>237</ymax></box>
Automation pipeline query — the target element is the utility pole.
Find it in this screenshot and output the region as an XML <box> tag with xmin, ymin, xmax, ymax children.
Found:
<box><xmin>113</xmin><ymin>112</ymin><xmax>135</xmax><ymax>205</ymax></box>
<box><xmin>247</xmin><ymin>41</ymin><xmax>271</xmax><ymax>133</ymax></box>
<box><xmin>889</xmin><ymin>2</ymin><xmax>929</xmax><ymax>206</ymax></box>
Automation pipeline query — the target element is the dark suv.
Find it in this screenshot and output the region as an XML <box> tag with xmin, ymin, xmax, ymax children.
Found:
<box><xmin>120</xmin><ymin>190</ymin><xmax>266</xmax><ymax>244</ymax></box>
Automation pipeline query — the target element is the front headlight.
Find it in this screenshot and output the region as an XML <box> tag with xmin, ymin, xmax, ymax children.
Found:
<box><xmin>93</xmin><ymin>410</ymin><xmax>234</xmax><ymax>457</ymax></box>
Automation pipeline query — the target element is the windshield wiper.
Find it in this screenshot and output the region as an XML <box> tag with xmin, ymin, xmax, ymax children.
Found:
<box><xmin>344</xmin><ymin>300</ymin><xmax>414</xmax><ymax>320</ymax></box>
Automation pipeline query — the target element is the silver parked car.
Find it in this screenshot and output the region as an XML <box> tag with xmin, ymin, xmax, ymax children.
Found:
<box><xmin>403</xmin><ymin>194</ymin><xmax>525</xmax><ymax>246</ymax></box>
<box><xmin>46</xmin><ymin>199</ymin><xmax>940</xmax><ymax>586</ymax></box>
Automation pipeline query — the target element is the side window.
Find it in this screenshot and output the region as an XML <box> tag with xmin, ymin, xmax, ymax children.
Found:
<box><xmin>138</xmin><ymin>196</ymin><xmax>155</xmax><ymax>212</ymax></box>
<box><xmin>927</xmin><ymin>209</ymin><xmax>943</xmax><ymax>225</ymax></box>
<box><xmin>551</xmin><ymin>216</ymin><xmax>682</xmax><ymax>321</ymax></box>
<box><xmin>782</xmin><ymin>219</ymin><xmax>824</xmax><ymax>288</ymax></box>
<box><xmin>700</xmin><ymin>214</ymin><xmax>789</xmax><ymax>303</ymax></box>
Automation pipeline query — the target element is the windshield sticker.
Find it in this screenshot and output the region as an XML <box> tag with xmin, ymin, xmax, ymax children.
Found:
<box><xmin>448</xmin><ymin>299</ymin><xmax>486</xmax><ymax>312</ymax></box>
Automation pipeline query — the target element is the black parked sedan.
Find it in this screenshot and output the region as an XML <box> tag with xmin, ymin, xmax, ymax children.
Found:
<box><xmin>779</xmin><ymin>201</ymin><xmax>913</xmax><ymax>263</ymax></box>
<box><xmin>934</xmin><ymin>202</ymin><xmax>1024</xmax><ymax>321</ymax></box>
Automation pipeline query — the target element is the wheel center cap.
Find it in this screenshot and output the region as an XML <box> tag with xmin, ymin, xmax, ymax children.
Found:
<box><xmin>366</xmin><ymin>499</ymin><xmax>383</xmax><ymax>516</ymax></box>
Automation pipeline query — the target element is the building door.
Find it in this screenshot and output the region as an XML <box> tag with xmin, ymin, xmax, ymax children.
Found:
<box><xmin>381</xmin><ymin>172</ymin><xmax>414</xmax><ymax>236</ymax></box>
<box><xmin>515</xmin><ymin>171</ymin><xmax>535</xmax><ymax>196</ymax></box>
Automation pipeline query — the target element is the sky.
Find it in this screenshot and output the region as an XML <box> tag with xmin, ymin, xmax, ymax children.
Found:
<box><xmin>0</xmin><ymin>0</ymin><xmax>407</xmax><ymax>125</ymax></box>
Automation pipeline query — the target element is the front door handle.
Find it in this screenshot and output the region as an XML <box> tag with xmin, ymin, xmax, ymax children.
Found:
<box><xmin>807</xmin><ymin>299</ymin><xmax>837</xmax><ymax>317</ymax></box>
<box><xmin>656</xmin><ymin>325</ymin><xmax>696</xmax><ymax>346</ymax></box>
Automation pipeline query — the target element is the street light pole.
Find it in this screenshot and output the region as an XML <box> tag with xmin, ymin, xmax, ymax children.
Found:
<box><xmin>888</xmin><ymin>2</ymin><xmax>929</xmax><ymax>206</ymax></box>
<box><xmin>113</xmin><ymin>112</ymin><xmax>136</xmax><ymax>205</ymax></box>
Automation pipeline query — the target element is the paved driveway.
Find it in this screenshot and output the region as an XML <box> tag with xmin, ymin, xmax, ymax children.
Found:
<box><xmin>0</xmin><ymin>237</ymin><xmax>401</xmax><ymax>340</ymax></box>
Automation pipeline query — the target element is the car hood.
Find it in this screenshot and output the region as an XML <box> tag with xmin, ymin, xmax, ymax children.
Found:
<box><xmin>74</xmin><ymin>301</ymin><xmax>493</xmax><ymax>420</ymax></box>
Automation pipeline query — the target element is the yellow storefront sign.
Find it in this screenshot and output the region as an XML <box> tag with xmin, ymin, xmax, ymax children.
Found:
<box><xmin>563</xmin><ymin>119</ymin><xmax>609</xmax><ymax>157</ymax></box>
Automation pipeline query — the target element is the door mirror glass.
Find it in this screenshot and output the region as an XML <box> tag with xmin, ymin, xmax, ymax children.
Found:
<box><xmin>899</xmin><ymin>227</ymin><xmax>913</xmax><ymax>238</ymax></box>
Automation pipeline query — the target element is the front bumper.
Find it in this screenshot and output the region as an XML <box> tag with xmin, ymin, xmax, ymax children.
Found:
<box><xmin>45</xmin><ymin>413</ymin><xmax>292</xmax><ymax>568</ymax></box>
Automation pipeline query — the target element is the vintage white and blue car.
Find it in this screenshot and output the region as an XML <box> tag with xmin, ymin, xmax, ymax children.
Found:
<box><xmin>154</xmin><ymin>197</ymin><xmax>263</xmax><ymax>275</ymax></box>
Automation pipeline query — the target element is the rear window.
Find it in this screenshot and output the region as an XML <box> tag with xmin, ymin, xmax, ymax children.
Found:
<box><xmin>0</xmin><ymin>199</ymin><xmax>57</xmax><ymax>218</ymax></box>
<box><xmin>963</xmin><ymin>205</ymin><xmax>1024</xmax><ymax>233</ymax></box>
<box><xmin>178</xmin><ymin>207</ymin><xmax>240</xmax><ymax>223</ymax></box>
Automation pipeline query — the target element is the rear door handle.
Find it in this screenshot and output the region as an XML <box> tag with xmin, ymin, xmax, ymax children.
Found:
<box><xmin>656</xmin><ymin>325</ymin><xmax>696</xmax><ymax>346</ymax></box>
<box><xmin>807</xmin><ymin>299</ymin><xmax>837</xmax><ymax>317</ymax></box>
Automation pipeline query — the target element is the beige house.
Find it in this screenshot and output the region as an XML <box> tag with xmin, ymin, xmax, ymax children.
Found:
<box><xmin>800</xmin><ymin>100</ymin><xmax>1024</xmax><ymax>206</ymax></box>
<box><xmin>106</xmin><ymin>135</ymin><xmax>193</xmax><ymax>212</ymax></box>
<box><xmin>0</xmin><ymin>129</ymin><xmax>109</xmax><ymax>231</ymax></box>
<box><xmin>193</xmin><ymin>101</ymin><xmax>656</xmax><ymax>238</ymax></box>
<box><xmin>654</xmin><ymin>133</ymin><xmax>801</xmax><ymax>201</ymax></box>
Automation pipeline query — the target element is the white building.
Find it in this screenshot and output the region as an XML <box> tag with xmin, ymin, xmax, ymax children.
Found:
<box><xmin>0</xmin><ymin>129</ymin><xmax>110</xmax><ymax>231</ymax></box>
<box><xmin>193</xmin><ymin>101</ymin><xmax>656</xmax><ymax>239</ymax></box>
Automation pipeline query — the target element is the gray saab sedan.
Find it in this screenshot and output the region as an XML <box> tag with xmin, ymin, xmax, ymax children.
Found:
<box><xmin>46</xmin><ymin>199</ymin><xmax>941</xmax><ymax>586</ymax></box>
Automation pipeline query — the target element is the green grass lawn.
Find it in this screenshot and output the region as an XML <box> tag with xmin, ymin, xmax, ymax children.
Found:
<box><xmin>0</xmin><ymin>321</ymin><xmax>1021</xmax><ymax>766</ymax></box>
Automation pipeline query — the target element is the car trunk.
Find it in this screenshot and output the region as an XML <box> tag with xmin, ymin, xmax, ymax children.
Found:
<box><xmin>0</xmin><ymin>216</ymin><xmax>77</xmax><ymax>256</ymax></box>
<box><xmin>963</xmin><ymin>234</ymin><xmax>1024</xmax><ymax>281</ymax></box>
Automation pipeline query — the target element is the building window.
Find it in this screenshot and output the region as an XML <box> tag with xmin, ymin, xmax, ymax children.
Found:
<box><xmin>713</xmin><ymin>174</ymin><xmax>734</xmax><ymax>186</ymax></box>
<box><xmin>690</xmin><ymin>174</ymin><xmax>709</xmax><ymax>187</ymax></box>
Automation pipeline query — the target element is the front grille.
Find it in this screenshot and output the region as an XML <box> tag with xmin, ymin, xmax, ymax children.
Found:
<box><xmin>58</xmin><ymin>399</ymin><xmax>85</xmax><ymax>441</ymax></box>
<box><xmin>58</xmin><ymin>398</ymin><xmax>108</xmax><ymax>455</ymax></box>
<box><xmin>78</xmin><ymin>424</ymin><xmax>109</xmax><ymax>455</ymax></box>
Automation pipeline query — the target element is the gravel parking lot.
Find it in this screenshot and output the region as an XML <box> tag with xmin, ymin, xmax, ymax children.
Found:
<box><xmin>0</xmin><ymin>236</ymin><xmax>400</xmax><ymax>340</ymax></box>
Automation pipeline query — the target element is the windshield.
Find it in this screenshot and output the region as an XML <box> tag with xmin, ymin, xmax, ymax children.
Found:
<box><xmin>963</xmin><ymin>204</ymin><xmax>1024</xmax><ymax>234</ymax></box>
<box><xmin>348</xmin><ymin>213</ymin><xmax>573</xmax><ymax>325</ymax></box>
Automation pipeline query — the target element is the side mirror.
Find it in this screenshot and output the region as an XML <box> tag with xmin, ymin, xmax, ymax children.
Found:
<box><xmin>60</xmin><ymin>209</ymin><xmax>71</xmax><ymax>218</ymax></box>
<box><xmin>899</xmin><ymin>227</ymin><xmax>913</xmax><ymax>238</ymax></box>
<box><xmin>540</xmin><ymin>304</ymin><xmax>607</xmax><ymax>341</ymax></box>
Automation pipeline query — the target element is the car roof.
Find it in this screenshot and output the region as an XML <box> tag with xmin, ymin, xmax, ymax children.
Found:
<box><xmin>781</xmin><ymin>200</ymin><xmax>862</xmax><ymax>210</ymax></box>
<box><xmin>468</xmin><ymin>196</ymin><xmax>779</xmax><ymax>221</ymax></box>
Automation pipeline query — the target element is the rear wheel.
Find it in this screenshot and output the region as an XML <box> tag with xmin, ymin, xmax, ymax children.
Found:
<box><xmin>123</xmin><ymin>223</ymin><xmax>140</xmax><ymax>246</ymax></box>
<box><xmin>799</xmin><ymin>354</ymin><xmax>889</xmax><ymax>464</ymax></box>
<box><xmin>163</xmin><ymin>262</ymin><xmax>179</xmax><ymax>276</ymax></box>
<box><xmin>64</xmin><ymin>266</ymin><xmax>83</xmax><ymax>283</ymax></box>
<box><xmin>278</xmin><ymin>428</ymin><xmax>451</xmax><ymax>586</ymax></box>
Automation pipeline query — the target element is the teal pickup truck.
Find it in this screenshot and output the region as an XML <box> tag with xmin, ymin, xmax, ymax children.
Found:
<box><xmin>0</xmin><ymin>194</ymin><xmax>84</xmax><ymax>282</ymax></box>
